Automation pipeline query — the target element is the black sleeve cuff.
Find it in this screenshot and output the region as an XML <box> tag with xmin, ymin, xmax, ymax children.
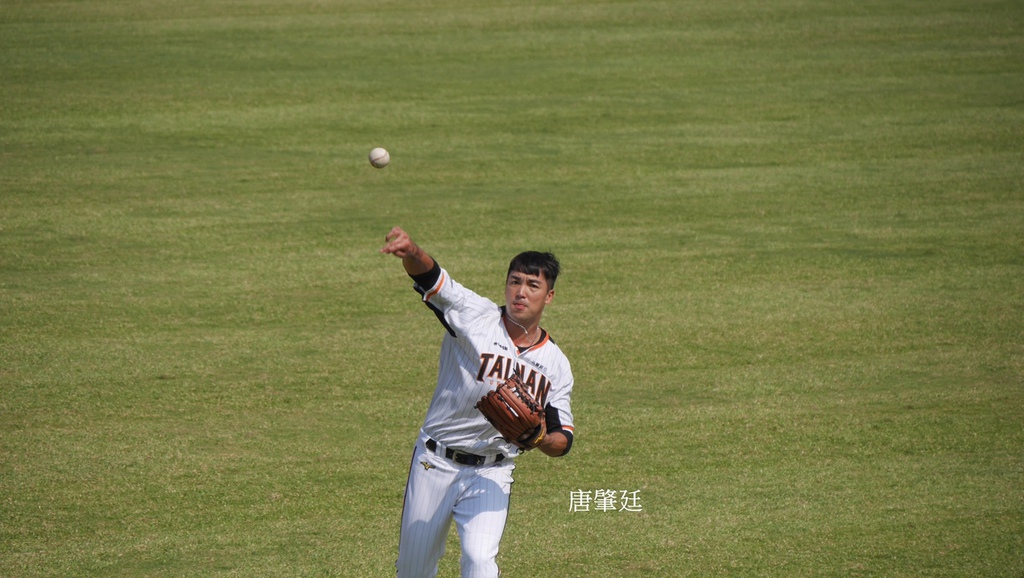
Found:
<box><xmin>544</xmin><ymin>405</ymin><xmax>574</xmax><ymax>457</ymax></box>
<box><xmin>557</xmin><ymin>429</ymin><xmax>574</xmax><ymax>456</ymax></box>
<box><xmin>410</xmin><ymin>260</ymin><xmax>441</xmax><ymax>290</ymax></box>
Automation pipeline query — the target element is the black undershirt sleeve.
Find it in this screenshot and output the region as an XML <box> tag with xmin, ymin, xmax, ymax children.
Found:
<box><xmin>545</xmin><ymin>405</ymin><xmax>574</xmax><ymax>456</ymax></box>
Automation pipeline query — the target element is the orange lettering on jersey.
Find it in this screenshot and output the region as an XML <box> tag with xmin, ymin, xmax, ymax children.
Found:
<box><xmin>537</xmin><ymin>375</ymin><xmax>551</xmax><ymax>406</ymax></box>
<box><xmin>486</xmin><ymin>355</ymin><xmax>507</xmax><ymax>380</ymax></box>
<box><xmin>509</xmin><ymin>361</ymin><xmax>523</xmax><ymax>381</ymax></box>
<box><xmin>518</xmin><ymin>369</ymin><xmax>551</xmax><ymax>403</ymax></box>
<box><xmin>477</xmin><ymin>353</ymin><xmax>496</xmax><ymax>381</ymax></box>
<box><xmin>477</xmin><ymin>355</ymin><xmax>553</xmax><ymax>404</ymax></box>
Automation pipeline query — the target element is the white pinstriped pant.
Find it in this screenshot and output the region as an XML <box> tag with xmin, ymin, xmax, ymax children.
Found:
<box><xmin>396</xmin><ymin>434</ymin><xmax>514</xmax><ymax>578</ymax></box>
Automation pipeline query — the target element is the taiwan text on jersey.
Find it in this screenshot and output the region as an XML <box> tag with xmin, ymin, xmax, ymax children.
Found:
<box><xmin>414</xmin><ymin>268</ymin><xmax>574</xmax><ymax>457</ymax></box>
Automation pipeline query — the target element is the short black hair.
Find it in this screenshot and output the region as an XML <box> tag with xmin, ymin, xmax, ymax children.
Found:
<box><xmin>507</xmin><ymin>251</ymin><xmax>561</xmax><ymax>289</ymax></box>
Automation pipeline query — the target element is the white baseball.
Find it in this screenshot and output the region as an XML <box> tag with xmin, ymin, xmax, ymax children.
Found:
<box><xmin>369</xmin><ymin>147</ymin><xmax>390</xmax><ymax>168</ymax></box>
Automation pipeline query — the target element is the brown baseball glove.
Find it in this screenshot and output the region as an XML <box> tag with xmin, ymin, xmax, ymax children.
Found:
<box><xmin>476</xmin><ymin>373</ymin><xmax>546</xmax><ymax>450</ymax></box>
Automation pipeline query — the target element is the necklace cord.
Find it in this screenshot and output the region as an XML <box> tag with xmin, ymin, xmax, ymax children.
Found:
<box><xmin>504</xmin><ymin>311</ymin><xmax>539</xmax><ymax>348</ymax></box>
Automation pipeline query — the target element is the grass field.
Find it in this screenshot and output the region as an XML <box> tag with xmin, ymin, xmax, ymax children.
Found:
<box><xmin>2</xmin><ymin>0</ymin><xmax>1023</xmax><ymax>576</ymax></box>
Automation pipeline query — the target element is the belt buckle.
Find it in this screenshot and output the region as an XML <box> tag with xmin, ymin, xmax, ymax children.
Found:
<box><xmin>427</xmin><ymin>438</ymin><xmax>496</xmax><ymax>467</ymax></box>
<box><xmin>449</xmin><ymin>449</ymin><xmax>483</xmax><ymax>466</ymax></box>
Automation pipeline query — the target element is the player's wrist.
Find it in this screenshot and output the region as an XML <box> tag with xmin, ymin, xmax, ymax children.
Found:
<box><xmin>403</xmin><ymin>247</ymin><xmax>435</xmax><ymax>277</ymax></box>
<box><xmin>536</xmin><ymin>429</ymin><xmax>569</xmax><ymax>457</ymax></box>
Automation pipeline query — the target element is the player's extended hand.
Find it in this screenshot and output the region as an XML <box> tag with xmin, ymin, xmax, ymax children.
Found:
<box><xmin>380</xmin><ymin>226</ymin><xmax>416</xmax><ymax>258</ymax></box>
<box><xmin>381</xmin><ymin>226</ymin><xmax>435</xmax><ymax>276</ymax></box>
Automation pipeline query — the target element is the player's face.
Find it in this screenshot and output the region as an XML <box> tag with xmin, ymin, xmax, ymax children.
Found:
<box><xmin>505</xmin><ymin>270</ymin><xmax>554</xmax><ymax>325</ymax></box>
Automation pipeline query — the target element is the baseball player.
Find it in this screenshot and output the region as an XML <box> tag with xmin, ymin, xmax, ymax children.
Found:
<box><xmin>380</xmin><ymin>226</ymin><xmax>575</xmax><ymax>578</ymax></box>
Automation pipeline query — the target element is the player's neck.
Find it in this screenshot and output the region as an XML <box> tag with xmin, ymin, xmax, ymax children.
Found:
<box><xmin>502</xmin><ymin>313</ymin><xmax>540</xmax><ymax>348</ymax></box>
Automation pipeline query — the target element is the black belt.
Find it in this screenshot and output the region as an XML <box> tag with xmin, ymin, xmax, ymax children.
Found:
<box><xmin>426</xmin><ymin>438</ymin><xmax>504</xmax><ymax>466</ymax></box>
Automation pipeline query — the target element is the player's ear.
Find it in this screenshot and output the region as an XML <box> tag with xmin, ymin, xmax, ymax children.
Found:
<box><xmin>544</xmin><ymin>289</ymin><xmax>555</xmax><ymax>305</ymax></box>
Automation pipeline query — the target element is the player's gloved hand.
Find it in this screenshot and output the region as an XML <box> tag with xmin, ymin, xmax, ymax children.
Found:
<box><xmin>476</xmin><ymin>373</ymin><xmax>546</xmax><ymax>451</ymax></box>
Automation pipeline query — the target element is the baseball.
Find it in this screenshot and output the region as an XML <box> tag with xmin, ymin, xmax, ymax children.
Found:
<box><xmin>369</xmin><ymin>147</ymin><xmax>390</xmax><ymax>168</ymax></box>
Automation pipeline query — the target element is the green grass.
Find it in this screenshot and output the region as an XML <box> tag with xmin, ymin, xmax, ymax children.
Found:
<box><xmin>2</xmin><ymin>0</ymin><xmax>1022</xmax><ymax>576</ymax></box>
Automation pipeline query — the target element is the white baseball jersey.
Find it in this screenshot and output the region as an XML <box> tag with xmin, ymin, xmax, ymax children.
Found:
<box><xmin>413</xmin><ymin>266</ymin><xmax>575</xmax><ymax>459</ymax></box>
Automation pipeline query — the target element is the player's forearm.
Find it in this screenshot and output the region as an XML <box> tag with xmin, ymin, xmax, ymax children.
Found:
<box><xmin>537</xmin><ymin>430</ymin><xmax>569</xmax><ymax>457</ymax></box>
<box><xmin>402</xmin><ymin>245</ymin><xmax>435</xmax><ymax>277</ymax></box>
